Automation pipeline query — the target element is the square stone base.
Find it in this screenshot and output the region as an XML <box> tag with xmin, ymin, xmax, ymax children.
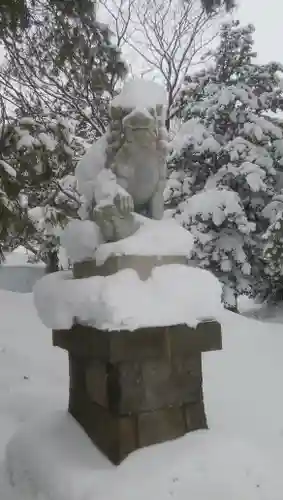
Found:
<box><xmin>53</xmin><ymin>321</ymin><xmax>221</xmax><ymax>464</ymax></box>
<box><xmin>69</xmin><ymin>388</ymin><xmax>207</xmax><ymax>464</ymax></box>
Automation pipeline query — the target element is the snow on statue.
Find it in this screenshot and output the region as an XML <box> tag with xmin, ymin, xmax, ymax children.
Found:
<box><xmin>75</xmin><ymin>79</ymin><xmax>169</xmax><ymax>243</ymax></box>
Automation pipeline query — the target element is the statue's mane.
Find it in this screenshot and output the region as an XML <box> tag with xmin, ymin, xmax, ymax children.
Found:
<box><xmin>105</xmin><ymin>104</ymin><xmax>164</xmax><ymax>171</ymax></box>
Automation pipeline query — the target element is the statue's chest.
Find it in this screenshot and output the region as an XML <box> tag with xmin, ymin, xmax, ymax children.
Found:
<box><xmin>116</xmin><ymin>150</ymin><xmax>160</xmax><ymax>205</ymax></box>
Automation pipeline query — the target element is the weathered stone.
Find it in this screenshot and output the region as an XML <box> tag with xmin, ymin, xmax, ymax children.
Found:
<box><xmin>85</xmin><ymin>356</ymin><xmax>203</xmax><ymax>414</ymax></box>
<box><xmin>169</xmin><ymin>320</ymin><xmax>222</xmax><ymax>357</ymax></box>
<box><xmin>109</xmin><ymin>327</ymin><xmax>168</xmax><ymax>363</ymax></box>
<box><xmin>69</xmin><ymin>386</ymin><xmax>86</xmax><ymax>416</ymax></box>
<box><xmin>171</xmin><ymin>355</ymin><xmax>202</xmax><ymax>378</ymax></box>
<box><xmin>69</xmin><ymin>354</ymin><xmax>87</xmax><ymax>392</ymax></box>
<box><xmin>73</xmin><ymin>254</ymin><xmax>188</xmax><ymax>281</ymax></box>
<box><xmin>108</xmin><ymin>361</ymin><xmax>144</xmax><ymax>414</ymax></box>
<box><xmin>138</xmin><ymin>407</ymin><xmax>186</xmax><ymax>447</ymax></box>
<box><xmin>92</xmin><ymin>203</ymin><xmax>140</xmax><ymax>243</ymax></box>
<box><xmin>118</xmin><ymin>416</ymin><xmax>138</xmax><ymax>461</ymax></box>
<box><xmin>53</xmin><ymin>325</ymin><xmax>169</xmax><ymax>362</ymax></box>
<box><xmin>70</xmin><ymin>400</ymin><xmax>137</xmax><ymax>465</ymax></box>
<box><xmin>53</xmin><ymin>325</ymin><xmax>110</xmax><ymax>359</ymax></box>
<box><xmin>53</xmin><ymin>320</ymin><xmax>222</xmax><ymax>464</ymax></box>
<box><xmin>141</xmin><ymin>356</ymin><xmax>202</xmax><ymax>411</ymax></box>
<box><xmin>68</xmin><ymin>354</ymin><xmax>88</xmax><ymax>414</ymax></box>
<box><xmin>54</xmin><ymin>321</ymin><xmax>221</xmax><ymax>362</ymax></box>
<box><xmin>85</xmin><ymin>360</ymin><xmax>108</xmax><ymax>407</ymax></box>
<box><xmin>184</xmin><ymin>401</ymin><xmax>208</xmax><ymax>431</ymax></box>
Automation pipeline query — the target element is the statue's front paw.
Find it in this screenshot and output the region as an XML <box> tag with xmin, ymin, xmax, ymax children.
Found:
<box><xmin>114</xmin><ymin>192</ymin><xmax>134</xmax><ymax>214</ymax></box>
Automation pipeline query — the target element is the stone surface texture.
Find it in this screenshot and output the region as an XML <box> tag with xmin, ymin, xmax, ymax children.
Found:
<box><xmin>73</xmin><ymin>254</ymin><xmax>188</xmax><ymax>280</ymax></box>
<box><xmin>53</xmin><ymin>320</ymin><xmax>222</xmax><ymax>465</ymax></box>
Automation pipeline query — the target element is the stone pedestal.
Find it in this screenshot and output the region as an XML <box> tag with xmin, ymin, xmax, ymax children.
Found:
<box><xmin>53</xmin><ymin>320</ymin><xmax>222</xmax><ymax>465</ymax></box>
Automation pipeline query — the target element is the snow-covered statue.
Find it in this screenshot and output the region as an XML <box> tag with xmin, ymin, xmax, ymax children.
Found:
<box><xmin>75</xmin><ymin>79</ymin><xmax>169</xmax><ymax>242</ymax></box>
<box><xmin>32</xmin><ymin>79</ymin><xmax>221</xmax><ymax>470</ymax></box>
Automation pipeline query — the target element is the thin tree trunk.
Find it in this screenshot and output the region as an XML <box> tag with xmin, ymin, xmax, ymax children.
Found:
<box><xmin>45</xmin><ymin>249</ymin><xmax>59</xmax><ymax>274</ymax></box>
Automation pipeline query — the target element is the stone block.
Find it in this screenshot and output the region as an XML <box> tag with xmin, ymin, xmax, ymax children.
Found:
<box><xmin>138</xmin><ymin>407</ymin><xmax>186</xmax><ymax>447</ymax></box>
<box><xmin>184</xmin><ymin>401</ymin><xmax>208</xmax><ymax>431</ymax></box>
<box><xmin>84</xmin><ymin>356</ymin><xmax>202</xmax><ymax>414</ymax></box>
<box><xmin>168</xmin><ymin>320</ymin><xmax>222</xmax><ymax>357</ymax></box>
<box><xmin>85</xmin><ymin>360</ymin><xmax>108</xmax><ymax>407</ymax></box>
<box><xmin>141</xmin><ymin>356</ymin><xmax>202</xmax><ymax>411</ymax></box>
<box><xmin>107</xmin><ymin>361</ymin><xmax>144</xmax><ymax>413</ymax></box>
<box><xmin>53</xmin><ymin>325</ymin><xmax>168</xmax><ymax>362</ymax></box>
<box><xmin>54</xmin><ymin>321</ymin><xmax>221</xmax><ymax>363</ymax></box>
<box><xmin>70</xmin><ymin>400</ymin><xmax>137</xmax><ymax>464</ymax></box>
<box><xmin>69</xmin><ymin>354</ymin><xmax>87</xmax><ymax>392</ymax></box>
<box><xmin>53</xmin><ymin>325</ymin><xmax>110</xmax><ymax>359</ymax></box>
<box><xmin>73</xmin><ymin>254</ymin><xmax>188</xmax><ymax>281</ymax></box>
<box><xmin>53</xmin><ymin>320</ymin><xmax>222</xmax><ymax>464</ymax></box>
<box><xmin>109</xmin><ymin>327</ymin><xmax>168</xmax><ymax>363</ymax></box>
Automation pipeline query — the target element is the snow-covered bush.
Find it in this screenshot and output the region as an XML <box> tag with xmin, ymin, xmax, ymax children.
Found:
<box><xmin>167</xmin><ymin>21</ymin><xmax>283</xmax><ymax>306</ymax></box>
<box><xmin>262</xmin><ymin>211</ymin><xmax>283</xmax><ymax>301</ymax></box>
<box><xmin>177</xmin><ymin>188</ymin><xmax>254</xmax><ymax>308</ymax></box>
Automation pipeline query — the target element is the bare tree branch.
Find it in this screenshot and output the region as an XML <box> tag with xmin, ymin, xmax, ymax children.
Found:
<box><xmin>98</xmin><ymin>0</ymin><xmax>224</xmax><ymax>129</ymax></box>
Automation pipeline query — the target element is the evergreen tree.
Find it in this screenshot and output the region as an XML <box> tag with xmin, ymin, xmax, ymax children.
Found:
<box><xmin>176</xmin><ymin>187</ymin><xmax>255</xmax><ymax>309</ymax></box>
<box><xmin>1</xmin><ymin>0</ymin><xmax>126</xmax><ymax>139</ymax></box>
<box><xmin>200</xmin><ymin>0</ymin><xmax>235</xmax><ymax>12</ymax></box>
<box><xmin>0</xmin><ymin>0</ymin><xmax>29</xmax><ymax>35</ymax></box>
<box><xmin>0</xmin><ymin>0</ymin><xmax>234</xmax><ymax>36</ymax></box>
<box><xmin>167</xmin><ymin>21</ymin><xmax>283</xmax><ymax>308</ymax></box>
<box><xmin>0</xmin><ymin>112</ymin><xmax>82</xmax><ymax>264</ymax></box>
<box><xmin>0</xmin><ymin>0</ymin><xmax>126</xmax><ymax>266</ymax></box>
<box><xmin>262</xmin><ymin>210</ymin><xmax>283</xmax><ymax>302</ymax></box>
<box><xmin>0</xmin><ymin>0</ymin><xmax>98</xmax><ymax>36</ymax></box>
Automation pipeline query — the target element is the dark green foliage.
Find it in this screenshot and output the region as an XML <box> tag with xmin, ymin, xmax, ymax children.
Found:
<box><xmin>0</xmin><ymin>0</ymin><xmax>29</xmax><ymax>35</ymax></box>
<box><xmin>263</xmin><ymin>211</ymin><xmax>283</xmax><ymax>302</ymax></box>
<box><xmin>200</xmin><ymin>0</ymin><xmax>236</xmax><ymax>13</ymax></box>
<box><xmin>167</xmin><ymin>21</ymin><xmax>283</xmax><ymax>306</ymax></box>
<box><xmin>0</xmin><ymin>0</ymin><xmax>126</xmax><ymax>262</ymax></box>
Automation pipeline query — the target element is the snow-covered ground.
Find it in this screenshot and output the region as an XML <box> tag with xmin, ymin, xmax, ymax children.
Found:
<box><xmin>0</xmin><ymin>246</ymin><xmax>45</xmax><ymax>294</ymax></box>
<box><xmin>1</xmin><ymin>285</ymin><xmax>283</xmax><ymax>499</ymax></box>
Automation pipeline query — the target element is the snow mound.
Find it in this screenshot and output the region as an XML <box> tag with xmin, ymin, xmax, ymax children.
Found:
<box><xmin>5</xmin><ymin>410</ymin><xmax>283</xmax><ymax>500</ymax></box>
<box><xmin>2</xmin><ymin>246</ymin><xmax>44</xmax><ymax>267</ymax></box>
<box><xmin>33</xmin><ymin>264</ymin><xmax>223</xmax><ymax>331</ymax></box>
<box><xmin>178</xmin><ymin>189</ymin><xmax>251</xmax><ymax>228</ymax></box>
<box><xmin>0</xmin><ymin>266</ymin><xmax>45</xmax><ymax>294</ymax></box>
<box><xmin>111</xmin><ymin>78</ymin><xmax>167</xmax><ymax>109</ymax></box>
<box><xmin>75</xmin><ymin>135</ymin><xmax>108</xmax><ymax>201</ymax></box>
<box><xmin>0</xmin><ymin>247</ymin><xmax>45</xmax><ymax>293</ymax></box>
<box><xmin>60</xmin><ymin>216</ymin><xmax>193</xmax><ymax>265</ymax></box>
<box><xmin>171</xmin><ymin>118</ymin><xmax>220</xmax><ymax>155</ymax></box>
<box><xmin>95</xmin><ymin>217</ymin><xmax>194</xmax><ymax>265</ymax></box>
<box><xmin>60</xmin><ymin>219</ymin><xmax>102</xmax><ymax>263</ymax></box>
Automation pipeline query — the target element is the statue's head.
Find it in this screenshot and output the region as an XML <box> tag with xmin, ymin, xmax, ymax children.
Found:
<box><xmin>122</xmin><ymin>108</ymin><xmax>156</xmax><ymax>145</ymax></box>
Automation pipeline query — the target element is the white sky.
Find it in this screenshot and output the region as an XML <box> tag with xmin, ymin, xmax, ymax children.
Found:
<box><xmin>0</xmin><ymin>0</ymin><xmax>281</xmax><ymax>66</ymax></box>
<box><xmin>238</xmin><ymin>0</ymin><xmax>282</xmax><ymax>63</ymax></box>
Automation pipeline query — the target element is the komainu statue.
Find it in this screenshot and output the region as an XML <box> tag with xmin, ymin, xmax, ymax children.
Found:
<box><xmin>75</xmin><ymin>79</ymin><xmax>169</xmax><ymax>242</ymax></box>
